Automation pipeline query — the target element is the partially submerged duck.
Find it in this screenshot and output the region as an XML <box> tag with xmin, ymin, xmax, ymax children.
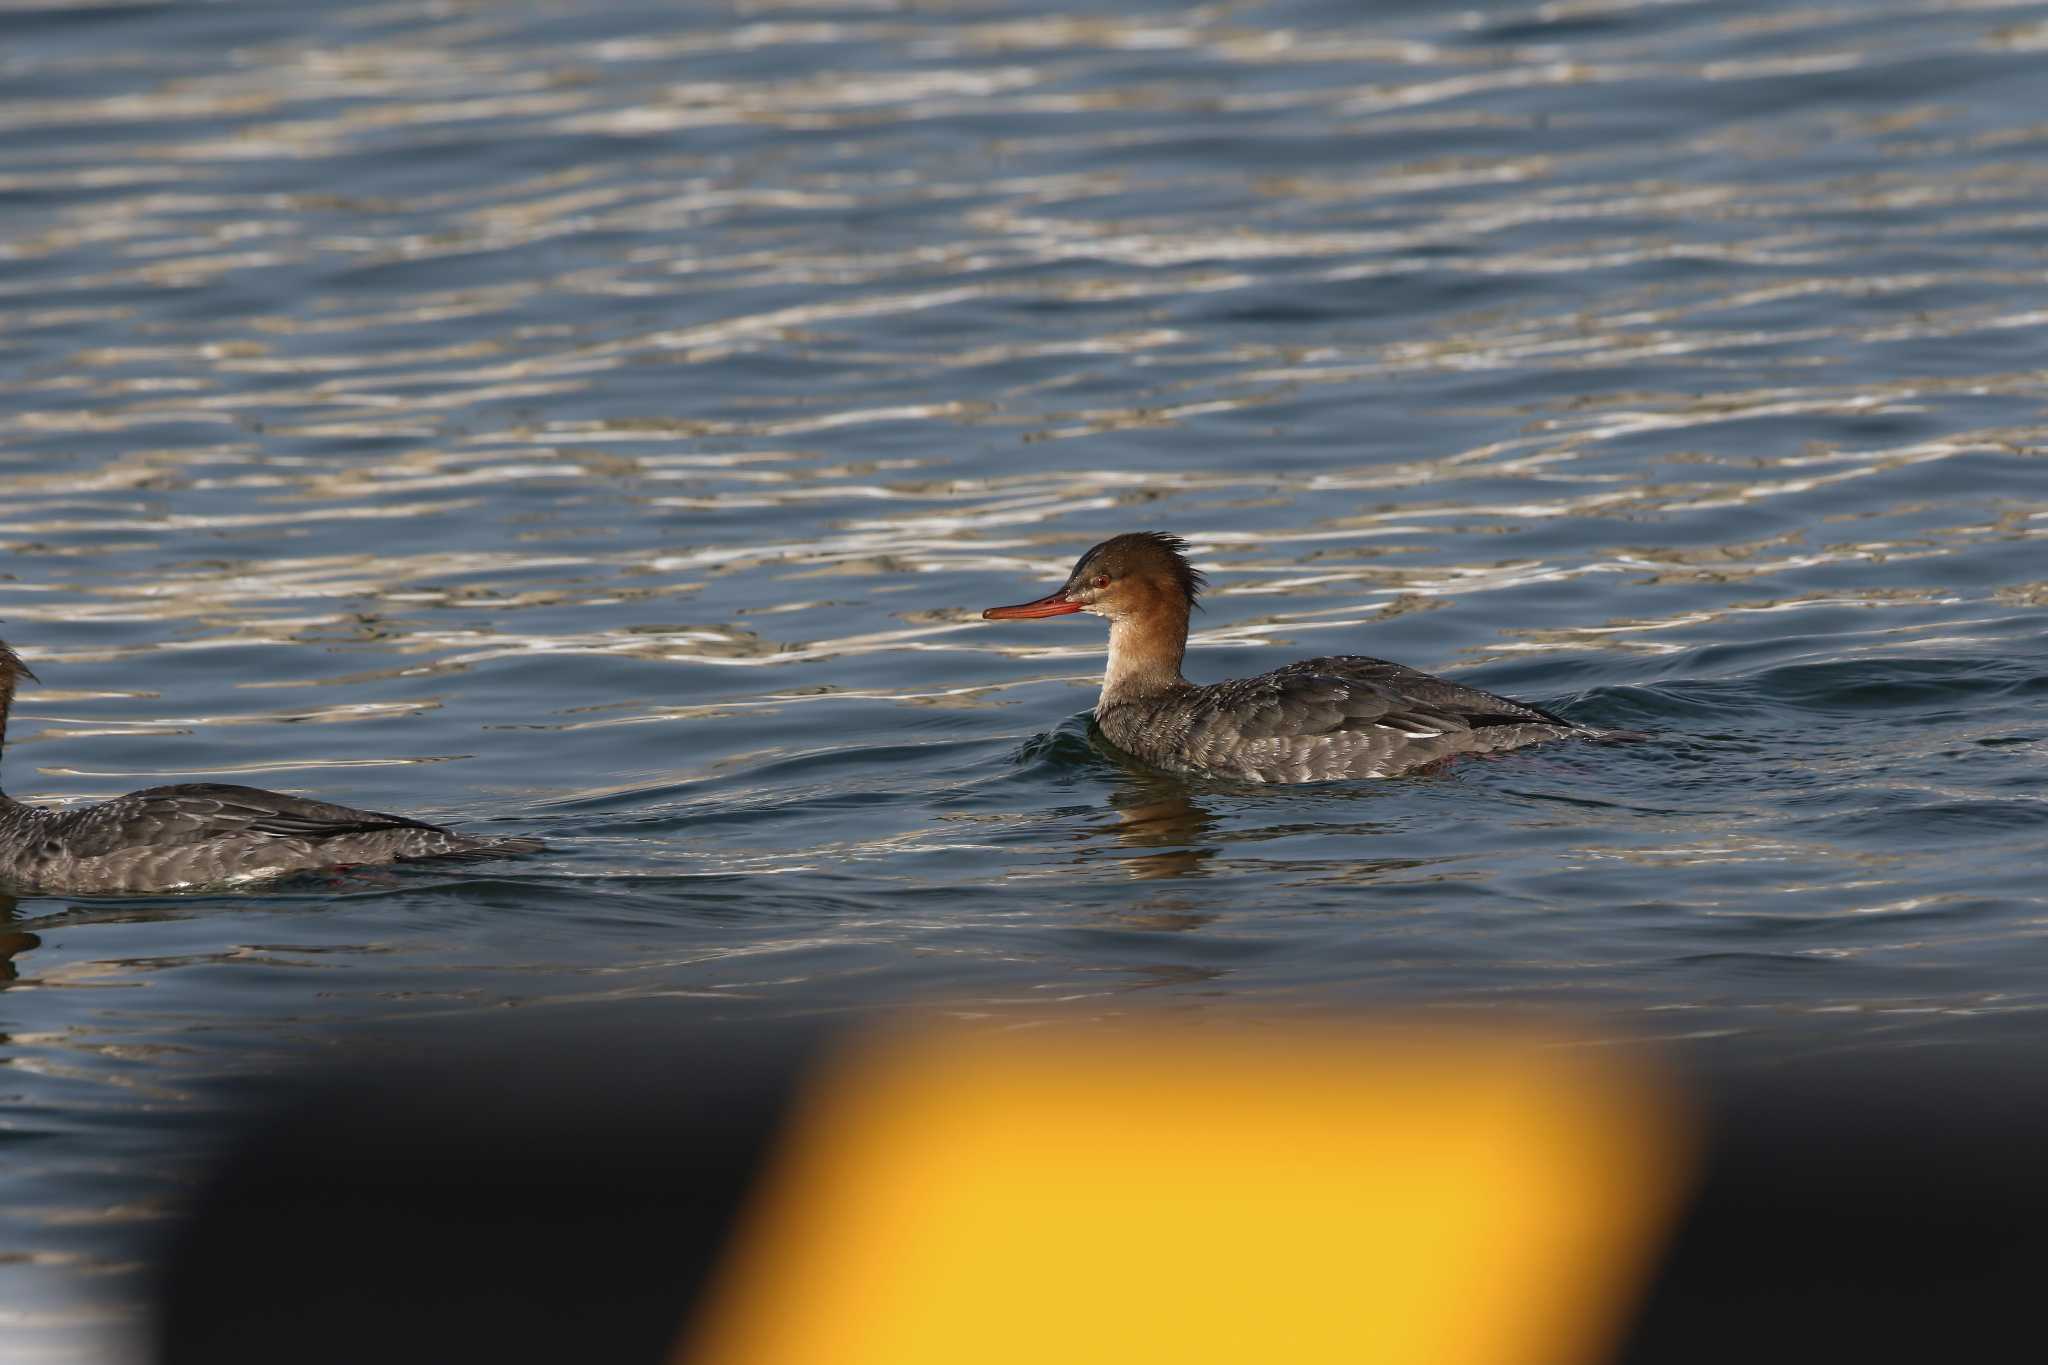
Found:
<box><xmin>981</xmin><ymin>532</ymin><xmax>1602</xmax><ymax>782</ymax></box>
<box><xmin>0</xmin><ymin>640</ymin><xmax>541</xmax><ymax>894</ymax></box>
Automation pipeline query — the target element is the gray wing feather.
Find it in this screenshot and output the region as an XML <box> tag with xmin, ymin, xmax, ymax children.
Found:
<box><xmin>1210</xmin><ymin>657</ymin><xmax>1574</xmax><ymax>740</ymax></box>
<box><xmin>52</xmin><ymin>783</ymin><xmax>439</xmax><ymax>858</ymax></box>
<box><xmin>1097</xmin><ymin>656</ymin><xmax>1584</xmax><ymax>782</ymax></box>
<box><xmin>1</xmin><ymin>782</ymin><xmax>542</xmax><ymax>893</ymax></box>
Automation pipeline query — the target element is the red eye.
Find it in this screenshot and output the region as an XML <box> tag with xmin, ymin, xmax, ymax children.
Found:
<box><xmin>1092</xmin><ymin>574</ymin><xmax>1110</xmax><ymax>589</ymax></box>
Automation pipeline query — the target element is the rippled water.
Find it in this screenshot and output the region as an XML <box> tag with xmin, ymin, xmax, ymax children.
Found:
<box><xmin>5</xmin><ymin>0</ymin><xmax>2048</xmax><ymax>1354</ymax></box>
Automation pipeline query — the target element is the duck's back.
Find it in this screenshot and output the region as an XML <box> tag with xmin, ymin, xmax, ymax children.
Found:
<box><xmin>1</xmin><ymin>783</ymin><xmax>540</xmax><ymax>894</ymax></box>
<box><xmin>1095</xmin><ymin>655</ymin><xmax>1583</xmax><ymax>782</ymax></box>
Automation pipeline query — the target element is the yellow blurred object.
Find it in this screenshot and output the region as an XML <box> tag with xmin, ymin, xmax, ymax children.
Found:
<box><xmin>680</xmin><ymin>1025</ymin><xmax>1691</xmax><ymax>1365</ymax></box>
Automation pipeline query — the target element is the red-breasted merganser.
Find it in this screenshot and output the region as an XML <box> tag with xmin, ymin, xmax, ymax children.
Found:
<box><xmin>981</xmin><ymin>532</ymin><xmax>1598</xmax><ymax>782</ymax></box>
<box><xmin>0</xmin><ymin>640</ymin><xmax>541</xmax><ymax>894</ymax></box>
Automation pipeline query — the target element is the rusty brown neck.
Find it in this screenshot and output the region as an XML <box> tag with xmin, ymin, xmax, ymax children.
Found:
<box><xmin>1099</xmin><ymin>588</ymin><xmax>1192</xmax><ymax>707</ymax></box>
<box><xmin>0</xmin><ymin>646</ymin><xmax>36</xmax><ymax>780</ymax></box>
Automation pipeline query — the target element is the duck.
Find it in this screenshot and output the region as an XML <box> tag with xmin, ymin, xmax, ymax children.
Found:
<box><xmin>0</xmin><ymin>639</ymin><xmax>541</xmax><ymax>894</ymax></box>
<box><xmin>980</xmin><ymin>532</ymin><xmax>1603</xmax><ymax>783</ymax></box>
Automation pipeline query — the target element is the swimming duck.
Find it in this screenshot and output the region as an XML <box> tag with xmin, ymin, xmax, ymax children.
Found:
<box><xmin>0</xmin><ymin>639</ymin><xmax>541</xmax><ymax>894</ymax></box>
<box><xmin>981</xmin><ymin>532</ymin><xmax>1597</xmax><ymax>782</ymax></box>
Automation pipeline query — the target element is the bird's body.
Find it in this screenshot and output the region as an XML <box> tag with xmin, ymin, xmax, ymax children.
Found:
<box><xmin>982</xmin><ymin>533</ymin><xmax>1600</xmax><ymax>784</ymax></box>
<box><xmin>0</xmin><ymin>641</ymin><xmax>540</xmax><ymax>894</ymax></box>
<box><xmin>1095</xmin><ymin>655</ymin><xmax>1581</xmax><ymax>783</ymax></box>
<box><xmin>0</xmin><ymin>782</ymin><xmax>537</xmax><ymax>895</ymax></box>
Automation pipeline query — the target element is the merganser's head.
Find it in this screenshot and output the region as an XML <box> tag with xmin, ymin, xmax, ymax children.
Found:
<box><xmin>982</xmin><ymin>531</ymin><xmax>1206</xmax><ymax>623</ymax></box>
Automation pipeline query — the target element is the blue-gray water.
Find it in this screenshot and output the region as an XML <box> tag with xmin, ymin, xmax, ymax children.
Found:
<box><xmin>5</xmin><ymin>0</ymin><xmax>2048</xmax><ymax>1355</ymax></box>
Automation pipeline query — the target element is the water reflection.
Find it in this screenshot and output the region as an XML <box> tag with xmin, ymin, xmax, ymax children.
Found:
<box><xmin>1098</xmin><ymin>758</ymin><xmax>1221</xmax><ymax>883</ymax></box>
<box><xmin>1088</xmin><ymin>738</ymin><xmax>1581</xmax><ymax>901</ymax></box>
<box><xmin>1088</xmin><ymin>742</ymin><xmax>1467</xmax><ymax>892</ymax></box>
<box><xmin>1095</xmin><ymin>896</ymin><xmax>1216</xmax><ymax>934</ymax></box>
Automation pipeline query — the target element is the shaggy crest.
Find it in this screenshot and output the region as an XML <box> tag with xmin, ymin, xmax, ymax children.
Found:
<box><xmin>0</xmin><ymin>639</ymin><xmax>35</xmax><ymax>685</ymax></box>
<box><xmin>1070</xmin><ymin>531</ymin><xmax>1207</xmax><ymax>608</ymax></box>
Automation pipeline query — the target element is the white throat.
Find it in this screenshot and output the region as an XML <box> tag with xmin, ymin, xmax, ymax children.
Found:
<box><xmin>1097</xmin><ymin>611</ymin><xmax>1187</xmax><ymax>708</ymax></box>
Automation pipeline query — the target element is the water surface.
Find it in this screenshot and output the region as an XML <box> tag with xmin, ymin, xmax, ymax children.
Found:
<box><xmin>4</xmin><ymin>0</ymin><xmax>2048</xmax><ymax>1356</ymax></box>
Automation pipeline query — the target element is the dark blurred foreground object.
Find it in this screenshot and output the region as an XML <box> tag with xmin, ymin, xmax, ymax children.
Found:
<box><xmin>154</xmin><ymin>1006</ymin><xmax>815</xmax><ymax>1365</ymax></box>
<box><xmin>154</xmin><ymin>1010</ymin><xmax>2048</xmax><ymax>1365</ymax></box>
<box><xmin>1617</xmin><ymin>1053</ymin><xmax>2048</xmax><ymax>1364</ymax></box>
